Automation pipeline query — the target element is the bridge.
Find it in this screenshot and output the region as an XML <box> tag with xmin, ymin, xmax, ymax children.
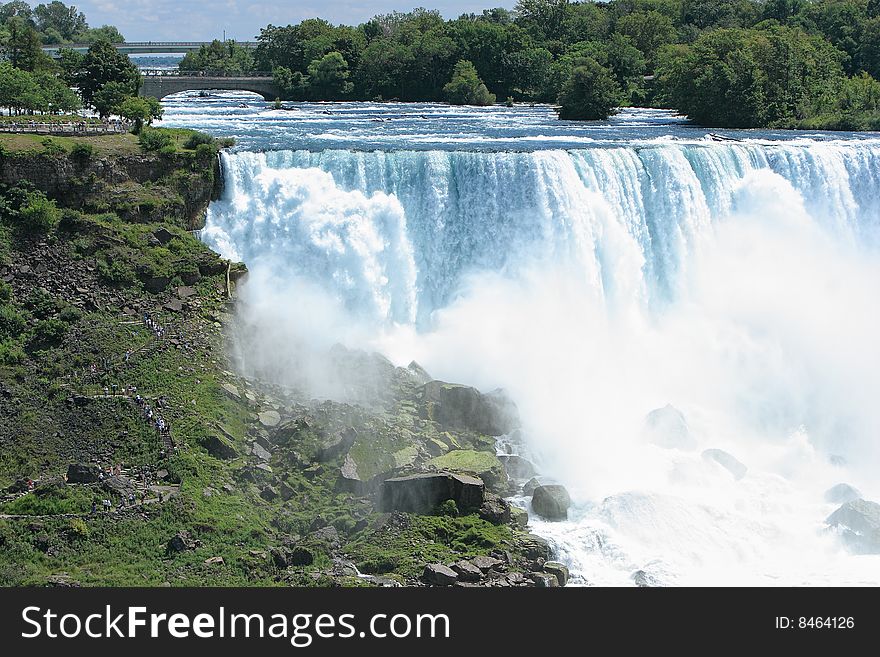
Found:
<box><xmin>139</xmin><ymin>69</ymin><xmax>279</xmax><ymax>101</ymax></box>
<box><xmin>42</xmin><ymin>41</ymin><xmax>258</xmax><ymax>56</ymax></box>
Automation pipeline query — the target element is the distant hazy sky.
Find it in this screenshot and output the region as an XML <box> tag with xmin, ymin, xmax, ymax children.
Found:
<box><xmin>53</xmin><ymin>1</ymin><xmax>516</xmax><ymax>41</ymax></box>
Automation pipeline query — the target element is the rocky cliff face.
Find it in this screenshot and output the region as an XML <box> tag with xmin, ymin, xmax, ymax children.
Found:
<box><xmin>0</xmin><ymin>150</ymin><xmax>221</xmax><ymax>230</ymax></box>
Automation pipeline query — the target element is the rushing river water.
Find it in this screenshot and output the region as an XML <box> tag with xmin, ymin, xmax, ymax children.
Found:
<box><xmin>159</xmin><ymin>90</ymin><xmax>880</xmax><ymax>586</ymax></box>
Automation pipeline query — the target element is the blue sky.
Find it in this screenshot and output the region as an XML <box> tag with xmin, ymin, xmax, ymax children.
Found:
<box><xmin>62</xmin><ymin>1</ymin><xmax>516</xmax><ymax>41</ymax></box>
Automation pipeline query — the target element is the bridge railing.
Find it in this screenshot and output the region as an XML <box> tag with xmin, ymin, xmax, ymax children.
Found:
<box><xmin>140</xmin><ymin>69</ymin><xmax>274</xmax><ymax>78</ymax></box>
<box><xmin>42</xmin><ymin>41</ymin><xmax>258</xmax><ymax>50</ymax></box>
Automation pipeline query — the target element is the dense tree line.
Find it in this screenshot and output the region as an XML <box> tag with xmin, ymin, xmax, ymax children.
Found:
<box><xmin>0</xmin><ymin>2</ymin><xmax>161</xmax><ymax>127</ymax></box>
<box><xmin>179</xmin><ymin>1</ymin><xmax>880</xmax><ymax>127</ymax></box>
<box><xmin>0</xmin><ymin>1</ymin><xmax>123</xmax><ymax>46</ymax></box>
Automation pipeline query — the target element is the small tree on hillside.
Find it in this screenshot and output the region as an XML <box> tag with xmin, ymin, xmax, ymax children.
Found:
<box><xmin>91</xmin><ymin>81</ymin><xmax>129</xmax><ymax>118</ymax></box>
<box><xmin>443</xmin><ymin>60</ymin><xmax>496</xmax><ymax>106</ymax></box>
<box><xmin>557</xmin><ymin>57</ymin><xmax>622</xmax><ymax>120</ymax></box>
<box><xmin>117</xmin><ymin>96</ymin><xmax>163</xmax><ymax>133</ymax></box>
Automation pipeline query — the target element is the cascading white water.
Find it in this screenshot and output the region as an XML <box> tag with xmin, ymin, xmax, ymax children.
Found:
<box><xmin>204</xmin><ymin>140</ymin><xmax>880</xmax><ymax>585</ymax></box>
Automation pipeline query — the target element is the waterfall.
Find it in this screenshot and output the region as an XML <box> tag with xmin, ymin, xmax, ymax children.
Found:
<box><xmin>204</xmin><ymin>143</ymin><xmax>880</xmax><ymax>325</ymax></box>
<box><xmin>203</xmin><ymin>140</ymin><xmax>880</xmax><ymax>585</ymax></box>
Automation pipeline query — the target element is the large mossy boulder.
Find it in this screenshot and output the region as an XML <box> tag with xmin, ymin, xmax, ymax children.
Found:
<box><xmin>427</xmin><ymin>449</ymin><xmax>506</xmax><ymax>490</ymax></box>
<box><xmin>198</xmin><ymin>433</ymin><xmax>239</xmax><ymax>460</ymax></box>
<box><xmin>531</xmin><ymin>484</ymin><xmax>571</xmax><ymax>521</ymax></box>
<box><xmin>420</xmin><ymin>381</ymin><xmax>517</xmax><ymax>436</ymax></box>
<box><xmin>380</xmin><ymin>472</ymin><xmax>484</xmax><ymax>513</ymax></box>
<box><xmin>826</xmin><ymin>499</ymin><xmax>880</xmax><ymax>554</ymax></box>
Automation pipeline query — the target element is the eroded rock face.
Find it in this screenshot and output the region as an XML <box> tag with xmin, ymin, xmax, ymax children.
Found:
<box><xmin>380</xmin><ymin>472</ymin><xmax>484</xmax><ymax>514</ymax></box>
<box><xmin>420</xmin><ymin>381</ymin><xmax>518</xmax><ymax>436</ymax></box>
<box><xmin>826</xmin><ymin>499</ymin><xmax>880</xmax><ymax>554</ymax></box>
<box><xmin>531</xmin><ymin>485</ymin><xmax>571</xmax><ymax>521</ymax></box>
<box><xmin>644</xmin><ymin>404</ymin><xmax>696</xmax><ymax>450</ymax></box>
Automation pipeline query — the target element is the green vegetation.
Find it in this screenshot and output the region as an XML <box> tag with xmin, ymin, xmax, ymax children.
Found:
<box><xmin>178</xmin><ymin>39</ymin><xmax>255</xmax><ymax>74</ymax></box>
<box><xmin>239</xmin><ymin>0</ymin><xmax>880</xmax><ymax>128</ymax></box>
<box><xmin>0</xmin><ymin>1</ymin><xmax>123</xmax><ymax>46</ymax></box>
<box><xmin>443</xmin><ymin>60</ymin><xmax>496</xmax><ymax>106</ymax></box>
<box><xmin>557</xmin><ymin>56</ymin><xmax>622</xmax><ymax>119</ymax></box>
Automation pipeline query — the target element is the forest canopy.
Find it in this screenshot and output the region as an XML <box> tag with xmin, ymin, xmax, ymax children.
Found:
<box><xmin>205</xmin><ymin>0</ymin><xmax>880</xmax><ymax>128</ymax></box>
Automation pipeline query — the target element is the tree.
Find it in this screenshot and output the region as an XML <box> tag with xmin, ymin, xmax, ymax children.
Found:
<box><xmin>75</xmin><ymin>39</ymin><xmax>140</xmax><ymax>107</ymax></box>
<box><xmin>91</xmin><ymin>81</ymin><xmax>129</xmax><ymax>118</ymax></box>
<box><xmin>34</xmin><ymin>2</ymin><xmax>87</xmax><ymax>41</ymax></box>
<box><xmin>443</xmin><ymin>59</ymin><xmax>496</xmax><ymax>105</ymax></box>
<box><xmin>33</xmin><ymin>70</ymin><xmax>80</xmax><ymax>112</ymax></box>
<box><xmin>557</xmin><ymin>56</ymin><xmax>622</xmax><ymax>119</ymax></box>
<box><xmin>614</xmin><ymin>10</ymin><xmax>676</xmax><ymax>68</ymax></box>
<box><xmin>306</xmin><ymin>51</ymin><xmax>353</xmax><ymax>99</ymax></box>
<box><xmin>77</xmin><ymin>25</ymin><xmax>124</xmax><ymax>43</ymax></box>
<box><xmin>179</xmin><ymin>39</ymin><xmax>254</xmax><ymax>74</ymax></box>
<box><xmin>0</xmin><ymin>1</ymin><xmax>34</xmax><ymax>25</ymax></box>
<box><xmin>6</xmin><ymin>17</ymin><xmax>45</xmax><ymax>71</ymax></box>
<box><xmin>116</xmin><ymin>96</ymin><xmax>163</xmax><ymax>133</ymax></box>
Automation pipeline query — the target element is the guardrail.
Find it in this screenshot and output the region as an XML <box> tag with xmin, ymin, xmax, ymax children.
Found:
<box><xmin>42</xmin><ymin>41</ymin><xmax>258</xmax><ymax>50</ymax></box>
<box><xmin>0</xmin><ymin>121</ymin><xmax>129</xmax><ymax>135</ymax></box>
<box><xmin>140</xmin><ymin>69</ymin><xmax>273</xmax><ymax>78</ymax></box>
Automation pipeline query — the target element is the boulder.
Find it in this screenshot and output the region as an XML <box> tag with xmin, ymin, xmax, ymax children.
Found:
<box><xmin>381</xmin><ymin>472</ymin><xmax>484</xmax><ymax>514</ymax></box>
<box><xmin>199</xmin><ymin>434</ymin><xmax>238</xmax><ymax>460</ymax></box>
<box><xmin>469</xmin><ymin>555</ymin><xmax>503</xmax><ymax>573</ymax></box>
<box><xmin>824</xmin><ymin>483</ymin><xmax>862</xmax><ymax>505</ymax></box>
<box><xmin>278</xmin><ymin>481</ymin><xmax>296</xmax><ymax>501</ymax></box>
<box><xmin>204</xmin><ymin>556</ymin><xmax>225</xmax><ymax>566</ymax></box>
<box><xmin>259</xmin><ymin>485</ymin><xmax>279</xmax><ymax>501</ymax></box>
<box><xmin>66</xmin><ymin>463</ymin><xmax>100</xmax><ymax>484</ymax></box>
<box><xmin>167</xmin><ymin>531</ymin><xmax>199</xmax><ymax>554</ymax></box>
<box><xmin>153</xmin><ymin>227</ymin><xmax>175</xmax><ymax>245</ymax></box>
<box><xmin>479</xmin><ymin>493</ymin><xmax>511</xmax><ymax>525</ymax></box>
<box><xmin>644</xmin><ymin>404</ymin><xmax>697</xmax><ymax>450</ymax></box>
<box><xmin>510</xmin><ymin>506</ymin><xmax>529</xmax><ymax>529</ymax></box>
<box><xmin>522</xmin><ymin>477</ymin><xmax>541</xmax><ymax>496</ymax></box>
<box><xmin>251</xmin><ymin>442</ymin><xmax>271</xmax><ymax>462</ymax></box>
<box><xmin>316</xmin><ymin>427</ymin><xmax>357</xmax><ymax>462</ymax></box>
<box><xmin>421</xmin><ymin>380</ymin><xmax>518</xmax><ymax>436</ymax></box>
<box><xmin>141</xmin><ymin>275</ymin><xmax>171</xmax><ymax>294</ymax></box>
<box><xmin>162</xmin><ymin>298</ymin><xmax>183</xmax><ymax>313</ymax></box>
<box><xmin>427</xmin><ymin>449</ymin><xmax>506</xmax><ymax>489</ymax></box>
<box><xmin>259</xmin><ymin>410</ymin><xmax>281</xmax><ymax>428</ymax></box>
<box><xmin>517</xmin><ymin>534</ymin><xmax>551</xmax><ymax>561</ymax></box>
<box><xmin>826</xmin><ymin>499</ymin><xmax>880</xmax><ymax>554</ymax></box>
<box><xmin>531</xmin><ymin>485</ymin><xmax>571</xmax><ymax>521</ymax></box>
<box><xmin>543</xmin><ymin>561</ymin><xmax>569</xmax><ymax>587</ymax></box>
<box><xmin>422</xmin><ymin>563</ymin><xmax>458</xmax><ymax>586</ymax></box>
<box><xmin>702</xmin><ymin>448</ymin><xmax>747</xmax><ymax>480</ymax></box>
<box><xmin>406</xmin><ymin>361</ymin><xmax>432</xmax><ymax>385</ymax></box>
<box><xmin>101</xmin><ymin>476</ymin><xmax>135</xmax><ymax>497</ymax></box>
<box><xmin>499</xmin><ymin>455</ymin><xmax>536</xmax><ymax>480</ymax></box>
<box><xmin>530</xmin><ymin>573</ymin><xmax>559</xmax><ymax>587</ymax></box>
<box><xmin>451</xmin><ymin>560</ymin><xmax>483</xmax><ymax>582</ymax></box>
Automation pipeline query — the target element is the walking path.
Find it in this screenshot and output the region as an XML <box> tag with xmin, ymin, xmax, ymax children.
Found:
<box><xmin>0</xmin><ymin>121</ymin><xmax>129</xmax><ymax>136</ymax></box>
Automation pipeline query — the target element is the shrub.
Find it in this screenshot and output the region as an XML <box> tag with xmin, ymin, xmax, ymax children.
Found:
<box><xmin>70</xmin><ymin>142</ymin><xmax>94</xmax><ymax>161</ymax></box>
<box><xmin>0</xmin><ymin>338</ymin><xmax>26</xmax><ymax>365</ymax></box>
<box><xmin>97</xmin><ymin>256</ymin><xmax>138</xmax><ymax>288</ymax></box>
<box><xmin>183</xmin><ymin>131</ymin><xmax>215</xmax><ymax>149</ymax></box>
<box><xmin>0</xmin><ymin>304</ymin><xmax>26</xmax><ymax>339</ymax></box>
<box><xmin>159</xmin><ymin>143</ymin><xmax>177</xmax><ymax>155</ymax></box>
<box><xmin>41</xmin><ymin>138</ymin><xmax>66</xmax><ymax>157</ymax></box>
<box><xmin>0</xmin><ymin>280</ymin><xmax>11</xmax><ymax>302</ymax></box>
<box><xmin>194</xmin><ymin>142</ymin><xmax>216</xmax><ymax>162</ymax></box>
<box><xmin>58</xmin><ymin>306</ymin><xmax>83</xmax><ymax>324</ymax></box>
<box><xmin>138</xmin><ymin>128</ymin><xmax>174</xmax><ymax>152</ymax></box>
<box><xmin>29</xmin><ymin>318</ymin><xmax>68</xmax><ymax>347</ymax></box>
<box><xmin>19</xmin><ymin>193</ymin><xmax>62</xmax><ymax>232</ymax></box>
